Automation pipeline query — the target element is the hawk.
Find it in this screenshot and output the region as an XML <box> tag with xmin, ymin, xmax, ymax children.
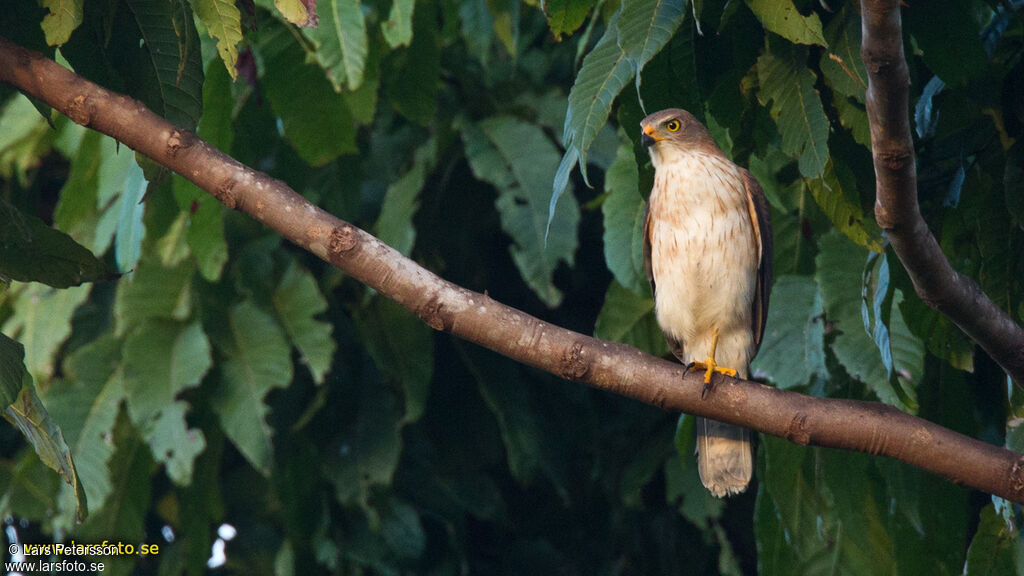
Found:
<box><xmin>640</xmin><ymin>109</ymin><xmax>773</xmax><ymax>497</ymax></box>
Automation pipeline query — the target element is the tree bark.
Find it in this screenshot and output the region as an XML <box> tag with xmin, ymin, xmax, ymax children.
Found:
<box><xmin>861</xmin><ymin>0</ymin><xmax>1024</xmax><ymax>387</ymax></box>
<box><xmin>1</xmin><ymin>35</ymin><xmax>1023</xmax><ymax>502</ymax></box>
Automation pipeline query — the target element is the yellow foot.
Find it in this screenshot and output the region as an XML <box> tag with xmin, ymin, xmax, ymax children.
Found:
<box><xmin>686</xmin><ymin>329</ymin><xmax>739</xmax><ymax>398</ymax></box>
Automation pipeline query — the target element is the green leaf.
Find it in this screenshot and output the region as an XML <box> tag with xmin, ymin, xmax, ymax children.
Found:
<box><xmin>475</xmin><ymin>116</ymin><xmax>580</xmax><ymax>308</ymax></box>
<box><xmin>123</xmin><ymin>320</ymin><xmax>210</xmax><ymax>484</ymax></box>
<box><xmin>274</xmin><ymin>0</ymin><xmax>311</xmax><ymax>26</ymax></box>
<box><xmin>115</xmin><ymin>160</ymin><xmax>148</xmax><ymax>273</ymax></box>
<box><xmin>0</xmin><ymin>198</ymin><xmax>106</xmax><ymax>288</ymax></box>
<box><xmin>543</xmin><ymin>0</ymin><xmax>594</xmax><ymax>40</ymax></box>
<box><xmin>594</xmin><ymin>280</ymin><xmax>668</xmax><ymax>357</ymax></box>
<box><xmin>212</xmin><ymin>301</ymin><xmax>293</xmax><ymax>474</ymax></box>
<box><xmin>963</xmin><ymin>504</ymin><xmax>1016</xmax><ymax>575</ymax></box>
<box><xmin>601</xmin><ymin>140</ymin><xmax>648</xmax><ymax>295</ymax></box>
<box><xmin>745</xmin><ymin>0</ymin><xmax>827</xmax><ymax>47</ymax></box>
<box><xmin>756</xmin><ymin>43</ymin><xmax>829</xmax><ymax>179</ymax></box>
<box><xmin>459</xmin><ymin>0</ymin><xmax>494</xmax><ymax>64</ymax></box>
<box><xmin>40</xmin><ymin>0</ymin><xmax>84</xmax><ymax>46</ymax></box>
<box><xmin>272</xmin><ymin>261</ymin><xmax>335</xmax><ymax>385</ymax></box>
<box><xmin>384</xmin><ymin>3</ymin><xmax>439</xmax><ymax>126</ymax></box>
<box><xmin>45</xmin><ymin>337</ymin><xmax>124</xmax><ymax>520</ymax></box>
<box><xmin>0</xmin><ymin>94</ymin><xmax>53</xmax><ymax>184</ymax></box>
<box><xmin>173</xmin><ymin>178</ymin><xmax>229</xmax><ymax>282</ymax></box>
<box><xmin>3</xmin><ymin>374</ymin><xmax>88</xmax><ymax>522</ymax></box>
<box><xmin>356</xmin><ymin>297</ymin><xmax>432</xmax><ymax>424</ymax></box>
<box><xmin>124</xmin><ymin>0</ymin><xmax>205</xmax><ymax>130</ymax></box>
<box><xmin>816</xmin><ymin>231</ymin><xmax>913</xmax><ymax>411</ymax></box>
<box><xmin>304</xmin><ymin>0</ymin><xmax>369</xmax><ymax>91</ymax></box>
<box><xmin>258</xmin><ymin>21</ymin><xmax>357</xmax><ymax>165</ymax></box>
<box><xmin>188</xmin><ymin>0</ymin><xmax>243</xmax><ymax>79</ymax></box>
<box><xmin>903</xmin><ymin>0</ymin><xmax>988</xmax><ymax>87</ymax></box>
<box><xmin>4</xmin><ymin>283</ymin><xmax>92</xmax><ymax>384</ymax></box>
<box><xmin>751</xmin><ymin>275</ymin><xmax>826</xmax><ymax>389</ymax></box>
<box><xmin>0</xmin><ymin>334</ymin><xmax>25</xmax><ymax>407</ymax></box>
<box><xmin>819</xmin><ymin>8</ymin><xmax>866</xmax><ymax>101</ymax></box>
<box><xmin>563</xmin><ymin>9</ymin><xmax>632</xmax><ymax>171</ymax></box>
<box><xmin>806</xmin><ymin>159</ymin><xmax>884</xmax><ymax>253</ymax></box>
<box><xmin>382</xmin><ymin>0</ymin><xmax>414</xmax><ymax>48</ymax></box>
<box><xmin>114</xmin><ymin>259</ymin><xmax>194</xmax><ymax>335</ymax></box>
<box><xmin>616</xmin><ymin>0</ymin><xmax>686</xmax><ymax>103</ymax></box>
<box><xmin>374</xmin><ymin>138</ymin><xmax>437</xmax><ymax>257</ymax></box>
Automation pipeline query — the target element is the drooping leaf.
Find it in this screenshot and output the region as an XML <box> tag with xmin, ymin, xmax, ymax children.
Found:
<box><xmin>258</xmin><ymin>20</ymin><xmax>357</xmax><ymax>165</ymax></box>
<box><xmin>756</xmin><ymin>43</ymin><xmax>829</xmax><ymax>179</ymax></box>
<box><xmin>45</xmin><ymin>337</ymin><xmax>124</xmax><ymax>520</ymax></box>
<box><xmin>374</xmin><ymin>138</ymin><xmax>437</xmax><ymax>257</ymax></box>
<box><xmin>806</xmin><ymin>159</ymin><xmax>884</xmax><ymax>253</ymax></box>
<box><xmin>751</xmin><ymin>275</ymin><xmax>826</xmax><ymax>389</ymax></box>
<box><xmin>745</xmin><ymin>0</ymin><xmax>827</xmax><ymax>47</ymax></box>
<box><xmin>124</xmin><ymin>0</ymin><xmax>205</xmax><ymax>130</ymax></box>
<box><xmin>543</xmin><ymin>0</ymin><xmax>594</xmax><ymax>40</ymax></box>
<box><xmin>816</xmin><ymin>231</ymin><xmax>913</xmax><ymax>411</ymax></box>
<box><xmin>474</xmin><ymin>116</ymin><xmax>580</xmax><ymax>308</ymax></box>
<box><xmin>303</xmin><ymin>0</ymin><xmax>369</xmax><ymax>91</ymax></box>
<box><xmin>615</xmin><ymin>0</ymin><xmax>686</xmax><ymax>104</ymax></box>
<box><xmin>0</xmin><ymin>198</ymin><xmax>106</xmax><ymax>288</ymax></box>
<box><xmin>40</xmin><ymin>0</ymin><xmax>84</xmax><ymax>46</ymax></box>
<box><xmin>272</xmin><ymin>261</ymin><xmax>335</xmax><ymax>385</ymax></box>
<box><xmin>0</xmin><ymin>334</ymin><xmax>25</xmax><ymax>407</ymax></box>
<box><xmin>601</xmin><ymin>140</ymin><xmax>648</xmax><ymax>295</ymax></box>
<box><xmin>382</xmin><ymin>0</ymin><xmax>414</xmax><ymax>48</ymax></box>
<box><xmin>819</xmin><ymin>7</ymin><xmax>866</xmax><ymax>101</ymax></box>
<box><xmin>4</xmin><ymin>283</ymin><xmax>92</xmax><ymax>384</ymax></box>
<box><xmin>188</xmin><ymin>0</ymin><xmax>243</xmax><ymax>79</ymax></box>
<box><xmin>123</xmin><ymin>320</ymin><xmax>210</xmax><ymax>484</ymax></box>
<box><xmin>115</xmin><ymin>160</ymin><xmax>148</xmax><ymax>273</ymax></box>
<box><xmin>3</xmin><ymin>374</ymin><xmax>88</xmax><ymax>522</ymax></box>
<box><xmin>212</xmin><ymin>300</ymin><xmax>293</xmax><ymax>474</ymax></box>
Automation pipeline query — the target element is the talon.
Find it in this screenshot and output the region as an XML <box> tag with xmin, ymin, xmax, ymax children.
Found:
<box><xmin>697</xmin><ymin>329</ymin><xmax>739</xmax><ymax>399</ymax></box>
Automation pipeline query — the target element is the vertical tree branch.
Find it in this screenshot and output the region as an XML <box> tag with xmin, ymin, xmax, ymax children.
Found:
<box><xmin>861</xmin><ymin>0</ymin><xmax>1024</xmax><ymax>386</ymax></box>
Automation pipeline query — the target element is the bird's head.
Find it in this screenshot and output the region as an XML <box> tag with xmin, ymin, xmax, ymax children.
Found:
<box><xmin>640</xmin><ymin>109</ymin><xmax>716</xmax><ymax>167</ymax></box>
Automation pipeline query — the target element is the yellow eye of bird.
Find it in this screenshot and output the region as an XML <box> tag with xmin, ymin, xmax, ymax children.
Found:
<box><xmin>665</xmin><ymin>119</ymin><xmax>681</xmax><ymax>132</ymax></box>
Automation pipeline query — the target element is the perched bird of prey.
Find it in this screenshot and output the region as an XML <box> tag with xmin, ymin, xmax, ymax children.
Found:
<box><xmin>640</xmin><ymin>109</ymin><xmax>772</xmax><ymax>497</ymax></box>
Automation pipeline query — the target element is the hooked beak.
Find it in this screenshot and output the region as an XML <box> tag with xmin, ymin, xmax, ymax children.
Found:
<box><xmin>641</xmin><ymin>125</ymin><xmax>659</xmax><ymax>148</ymax></box>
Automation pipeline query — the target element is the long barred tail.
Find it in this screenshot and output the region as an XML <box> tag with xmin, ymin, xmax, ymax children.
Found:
<box><xmin>696</xmin><ymin>417</ymin><xmax>753</xmax><ymax>497</ymax></box>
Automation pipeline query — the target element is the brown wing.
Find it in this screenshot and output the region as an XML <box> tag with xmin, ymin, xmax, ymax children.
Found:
<box><xmin>643</xmin><ymin>198</ymin><xmax>686</xmax><ymax>360</ymax></box>
<box><xmin>741</xmin><ymin>168</ymin><xmax>773</xmax><ymax>353</ymax></box>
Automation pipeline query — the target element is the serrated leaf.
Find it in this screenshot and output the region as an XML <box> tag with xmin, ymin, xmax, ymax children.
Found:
<box><xmin>212</xmin><ymin>301</ymin><xmax>292</xmax><ymax>474</ymax></box>
<box><xmin>745</xmin><ymin>0</ymin><xmax>826</xmax><ymax>47</ymax></box>
<box><xmin>124</xmin><ymin>0</ymin><xmax>205</xmax><ymax>130</ymax></box>
<box><xmin>382</xmin><ymin>0</ymin><xmax>414</xmax><ymax>48</ymax></box>
<box><xmin>115</xmin><ymin>259</ymin><xmax>194</xmax><ymax>335</ymax></box>
<box><xmin>751</xmin><ymin>275</ymin><xmax>826</xmax><ymax>389</ymax></box>
<box><xmin>819</xmin><ymin>8</ymin><xmax>866</xmax><ymax>101</ymax></box>
<box><xmin>757</xmin><ymin>44</ymin><xmax>829</xmax><ymax>179</ymax></box>
<box><xmin>806</xmin><ymin>159</ymin><xmax>883</xmax><ymax>253</ymax></box>
<box><xmin>188</xmin><ymin>0</ymin><xmax>243</xmax><ymax>79</ymax></box>
<box><xmin>79</xmin><ymin>415</ymin><xmax>151</xmax><ymax>548</ymax></box>
<box><xmin>123</xmin><ymin>320</ymin><xmax>210</xmax><ymax>484</ymax></box>
<box><xmin>616</xmin><ymin>0</ymin><xmax>686</xmax><ymax>105</ymax></box>
<box><xmin>40</xmin><ymin>0</ymin><xmax>84</xmax><ymax>46</ymax></box>
<box><xmin>374</xmin><ymin>138</ymin><xmax>436</xmax><ymax>257</ymax></box>
<box><xmin>258</xmin><ymin>21</ymin><xmax>357</xmax><ymax>165</ymax></box>
<box><xmin>46</xmin><ymin>337</ymin><xmax>124</xmax><ymax>519</ymax></box>
<box><xmin>3</xmin><ymin>283</ymin><xmax>91</xmax><ymax>384</ymax></box>
<box><xmin>304</xmin><ymin>0</ymin><xmax>369</xmax><ymax>91</ymax></box>
<box><xmin>272</xmin><ymin>261</ymin><xmax>335</xmax><ymax>385</ymax></box>
<box><xmin>478</xmin><ymin>116</ymin><xmax>580</xmax><ymax>308</ymax></box>
<box><xmin>816</xmin><ymin>231</ymin><xmax>912</xmax><ymax>411</ymax></box>
<box><xmin>602</xmin><ymin>140</ymin><xmax>648</xmax><ymax>295</ymax></box>
<box><xmin>3</xmin><ymin>374</ymin><xmax>87</xmax><ymax>522</ymax></box>
<box><xmin>0</xmin><ymin>198</ymin><xmax>106</xmax><ymax>288</ymax></box>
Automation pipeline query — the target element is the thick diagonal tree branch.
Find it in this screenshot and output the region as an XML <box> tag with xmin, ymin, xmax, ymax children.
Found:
<box><xmin>861</xmin><ymin>0</ymin><xmax>1024</xmax><ymax>386</ymax></box>
<box><xmin>2</xmin><ymin>36</ymin><xmax>1023</xmax><ymax>502</ymax></box>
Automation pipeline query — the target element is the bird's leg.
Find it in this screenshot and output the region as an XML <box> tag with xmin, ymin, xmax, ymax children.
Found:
<box><xmin>688</xmin><ymin>329</ymin><xmax>738</xmax><ymax>398</ymax></box>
